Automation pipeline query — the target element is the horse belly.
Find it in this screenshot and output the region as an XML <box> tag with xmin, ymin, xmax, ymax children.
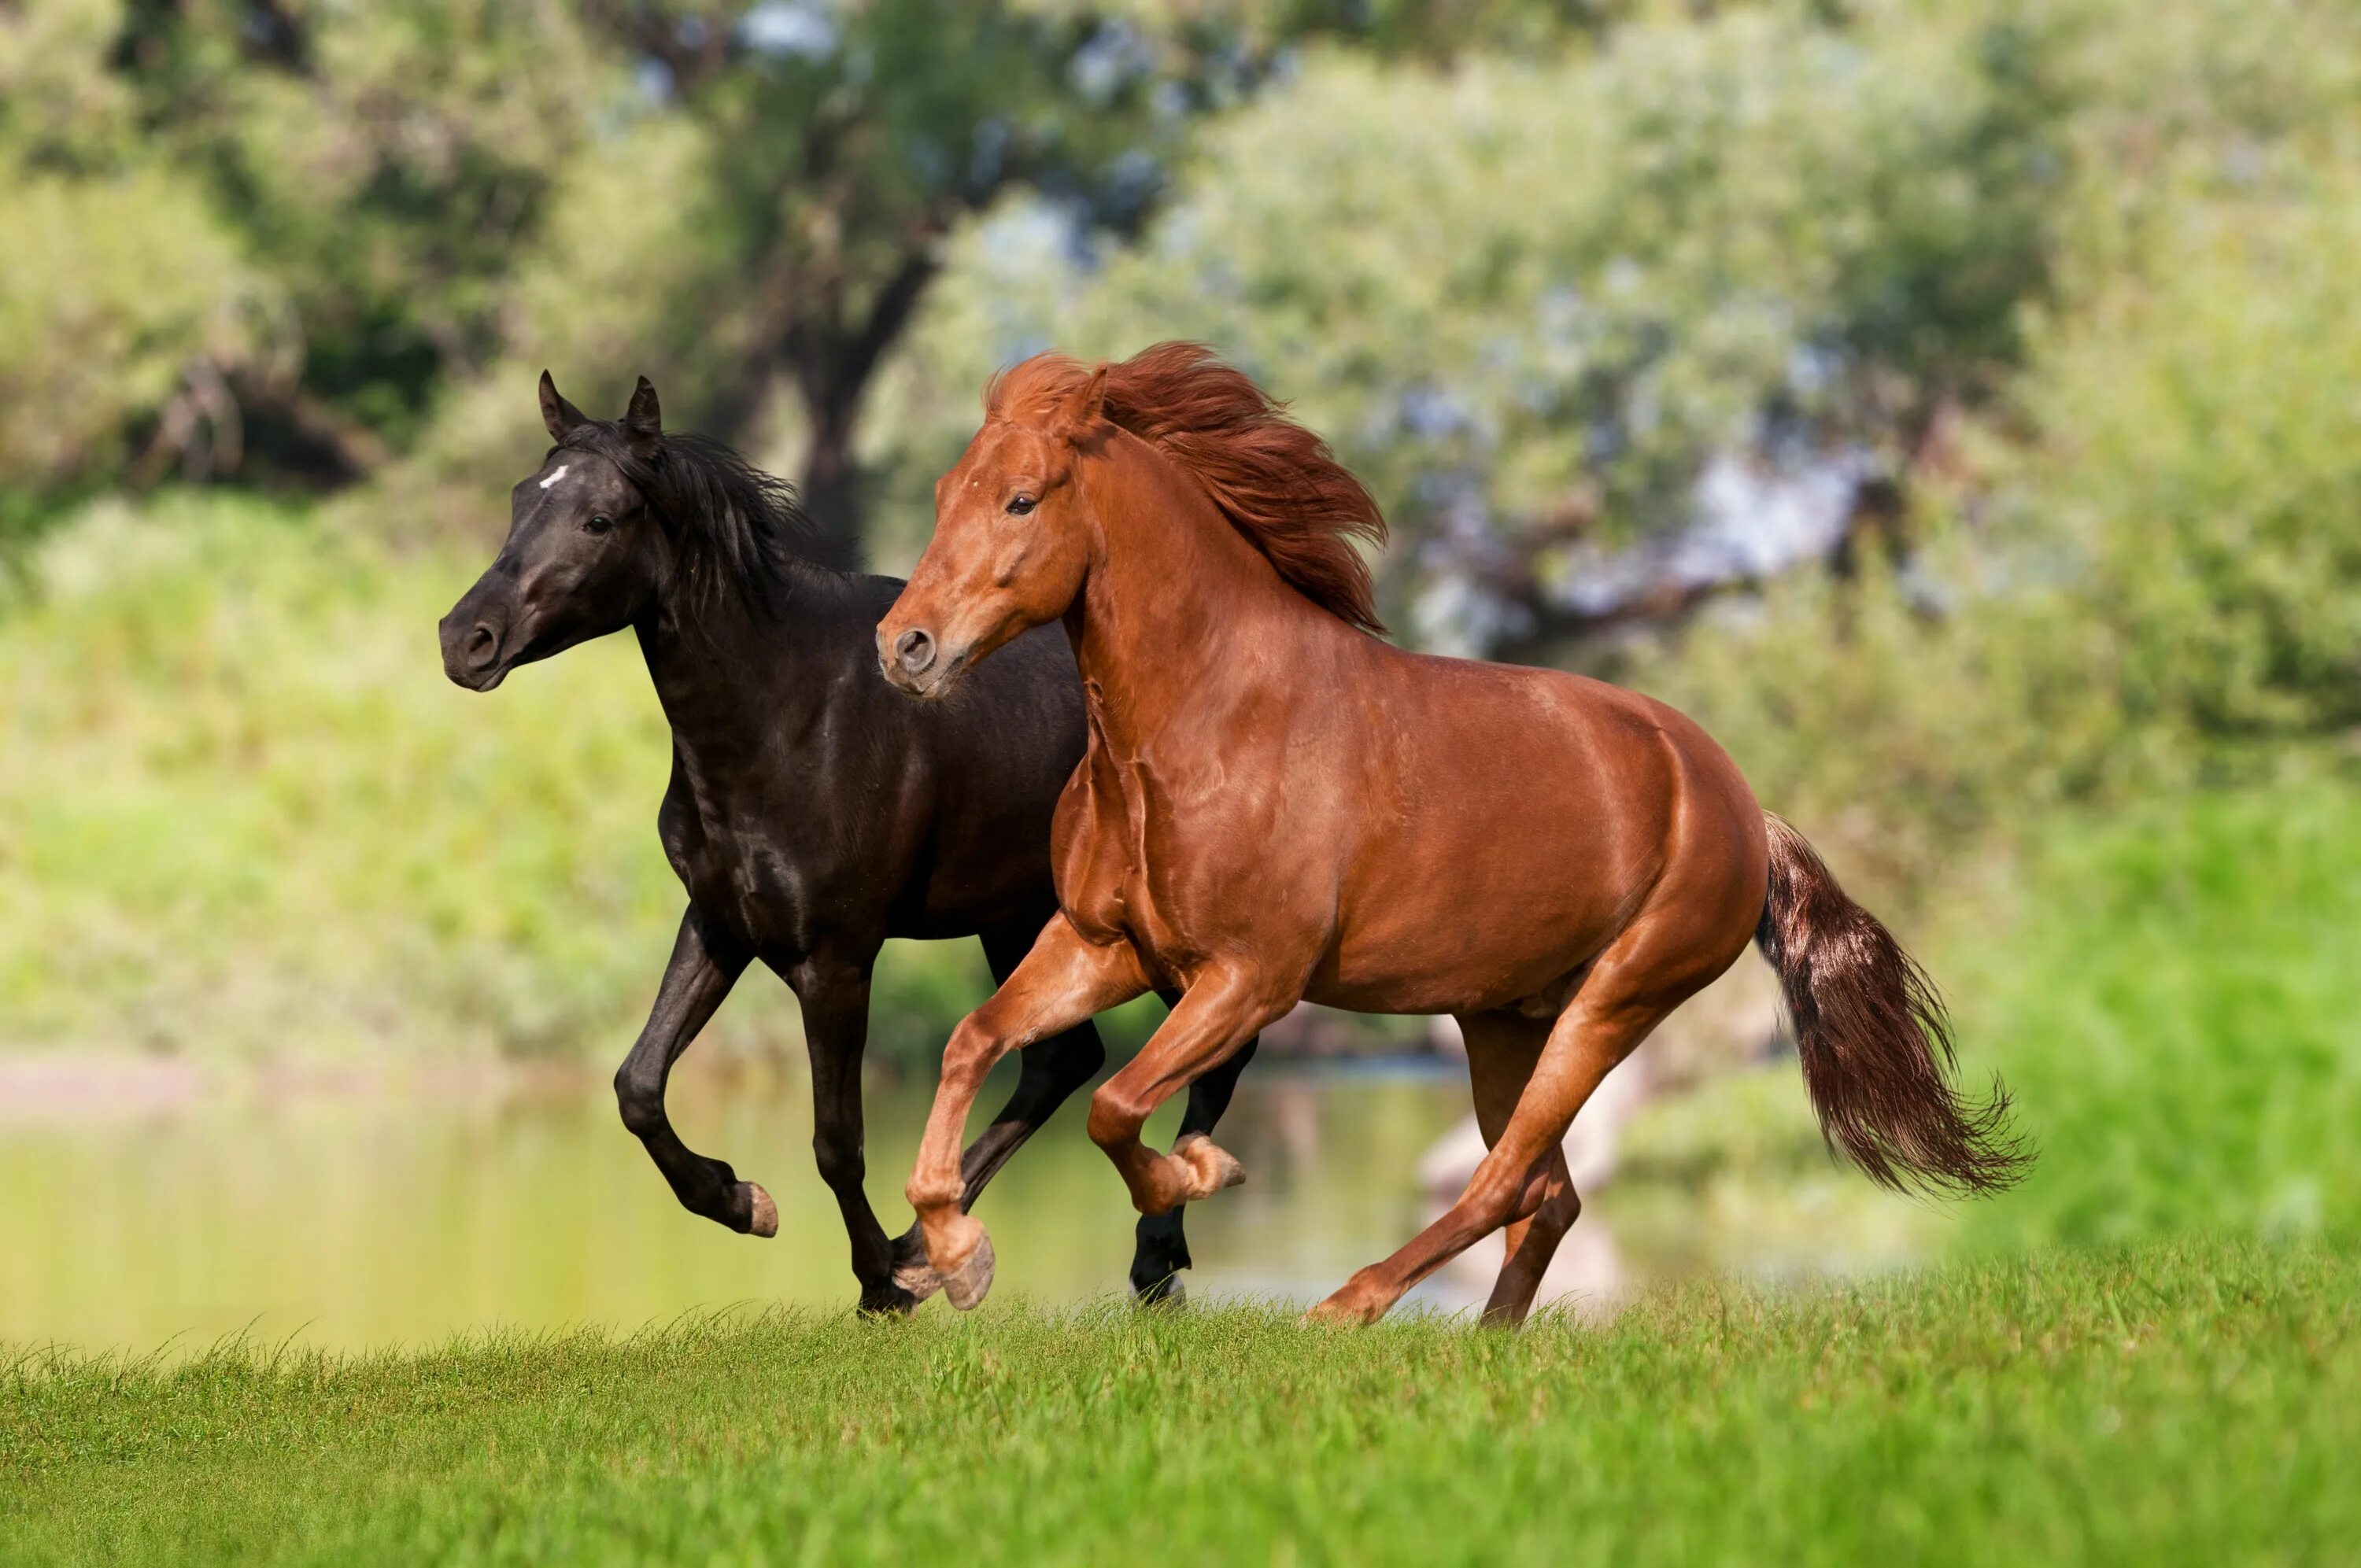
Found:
<box><xmin>1314</xmin><ymin>829</ymin><xmax>1635</xmax><ymax>1013</ymax></box>
<box><xmin>1314</xmin><ymin>677</ymin><xmax>1676</xmax><ymax>1013</ymax></box>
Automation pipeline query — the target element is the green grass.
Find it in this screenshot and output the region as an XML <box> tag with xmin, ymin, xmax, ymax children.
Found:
<box><xmin>1952</xmin><ymin>777</ymin><xmax>2361</xmax><ymax>1249</ymax></box>
<box><xmin>1593</xmin><ymin>773</ymin><xmax>2361</xmax><ymax>1268</ymax></box>
<box><xmin>3</xmin><ymin>1238</ymin><xmax>2351</xmax><ymax>1565</ymax></box>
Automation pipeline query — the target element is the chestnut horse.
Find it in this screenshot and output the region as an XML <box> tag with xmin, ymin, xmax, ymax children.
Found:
<box><xmin>878</xmin><ymin>343</ymin><xmax>2024</xmax><ymax>1323</ymax></box>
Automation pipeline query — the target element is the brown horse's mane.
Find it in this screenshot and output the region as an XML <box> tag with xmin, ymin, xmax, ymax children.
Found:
<box><xmin>989</xmin><ymin>343</ymin><xmax>1389</xmax><ymax>633</ymax></box>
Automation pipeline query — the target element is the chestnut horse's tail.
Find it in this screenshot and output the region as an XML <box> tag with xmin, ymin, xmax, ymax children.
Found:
<box><xmin>1754</xmin><ymin>814</ymin><xmax>2029</xmax><ymax>1197</ymax></box>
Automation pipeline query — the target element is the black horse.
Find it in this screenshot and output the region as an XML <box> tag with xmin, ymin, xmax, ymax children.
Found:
<box><xmin>438</xmin><ymin>372</ymin><xmax>1253</xmax><ymax>1313</ymax></box>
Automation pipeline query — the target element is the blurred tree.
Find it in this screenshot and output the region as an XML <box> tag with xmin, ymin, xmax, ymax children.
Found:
<box><xmin>891</xmin><ymin>2</ymin><xmax>2084</xmax><ymax>651</ymax></box>
<box><xmin>107</xmin><ymin>0</ymin><xmax>612</xmax><ymax>481</ymax></box>
<box><xmin>1616</xmin><ymin>1</ymin><xmax>2361</xmax><ymax>895</ymax></box>
<box><xmin>101</xmin><ymin>0</ymin><xmax>1553</xmax><ymax>562</ymax></box>
<box><xmin>503</xmin><ymin>0</ymin><xmax>1635</xmax><ymax>563</ymax></box>
<box><xmin>0</xmin><ymin>0</ymin><xmax>269</xmax><ymax>522</ymax></box>
<box><xmin>542</xmin><ymin>0</ymin><xmax>1291</xmax><ymax>565</ymax></box>
<box><xmin>24</xmin><ymin>0</ymin><xmax>2355</xmax><ymax>626</ymax></box>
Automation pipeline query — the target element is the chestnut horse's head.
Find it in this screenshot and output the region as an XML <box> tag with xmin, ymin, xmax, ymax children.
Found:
<box><xmin>877</xmin><ymin>361</ymin><xmax>1109</xmax><ymax>699</ymax></box>
<box><xmin>879</xmin><ymin>343</ymin><xmax>1388</xmax><ymax>699</ymax></box>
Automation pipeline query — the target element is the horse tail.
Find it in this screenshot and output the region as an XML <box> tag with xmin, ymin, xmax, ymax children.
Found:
<box><xmin>1754</xmin><ymin>813</ymin><xmax>2029</xmax><ymax>1197</ymax></box>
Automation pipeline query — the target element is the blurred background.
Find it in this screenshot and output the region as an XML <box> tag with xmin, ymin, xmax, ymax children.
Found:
<box><xmin>2</xmin><ymin>0</ymin><xmax>2357</xmax><ymax>1347</ymax></box>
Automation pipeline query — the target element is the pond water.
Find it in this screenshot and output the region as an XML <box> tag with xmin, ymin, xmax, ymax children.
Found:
<box><xmin>0</xmin><ymin>1060</ymin><xmax>1485</xmax><ymax>1352</ymax></box>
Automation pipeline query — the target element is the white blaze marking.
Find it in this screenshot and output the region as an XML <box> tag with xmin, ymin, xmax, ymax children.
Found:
<box><xmin>539</xmin><ymin>463</ymin><xmax>570</xmax><ymax>489</ymax></box>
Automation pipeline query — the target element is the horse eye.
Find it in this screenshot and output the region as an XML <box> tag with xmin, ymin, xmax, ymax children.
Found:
<box><xmin>586</xmin><ymin>513</ymin><xmax>615</xmax><ymax>534</ymax></box>
<box><xmin>1005</xmin><ymin>495</ymin><xmax>1037</xmax><ymax>516</ymax></box>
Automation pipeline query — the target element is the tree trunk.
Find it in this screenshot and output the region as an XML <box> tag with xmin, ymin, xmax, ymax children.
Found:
<box><xmin>775</xmin><ymin>248</ymin><xmax>944</xmax><ymax>572</ymax></box>
<box><xmin>797</xmin><ymin>403</ymin><xmax>866</xmax><ymax>572</ymax></box>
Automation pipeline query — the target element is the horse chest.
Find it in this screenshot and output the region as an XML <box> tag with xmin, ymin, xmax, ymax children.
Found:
<box><xmin>1052</xmin><ymin>707</ymin><xmax>1193</xmax><ymax>965</ymax></box>
<box><xmin>661</xmin><ymin>793</ymin><xmax>836</xmax><ymax>951</ymax></box>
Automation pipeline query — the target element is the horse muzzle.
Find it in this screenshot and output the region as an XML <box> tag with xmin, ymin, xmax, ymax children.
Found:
<box><xmin>439</xmin><ymin>607</ymin><xmax>513</xmax><ymax>692</ymax></box>
<box><xmin>877</xmin><ymin>625</ymin><xmax>970</xmax><ymax>699</ymax></box>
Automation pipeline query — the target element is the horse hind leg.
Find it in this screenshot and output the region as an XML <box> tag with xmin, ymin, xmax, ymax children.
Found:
<box><xmin>1442</xmin><ymin>1013</ymin><xmax>1584</xmax><ymax>1327</ymax></box>
<box><xmin>1311</xmin><ymin>920</ymin><xmax>1724</xmax><ymax>1326</ymax></box>
<box><xmin>1483</xmin><ymin>1146</ymin><xmax>1580</xmax><ymax>1327</ymax></box>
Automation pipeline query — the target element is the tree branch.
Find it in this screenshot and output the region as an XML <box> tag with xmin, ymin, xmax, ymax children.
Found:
<box><xmin>838</xmin><ymin>245</ymin><xmax>942</xmax><ymax>400</ymax></box>
<box><xmin>580</xmin><ymin>2</ymin><xmax>740</xmax><ymax>95</ymax></box>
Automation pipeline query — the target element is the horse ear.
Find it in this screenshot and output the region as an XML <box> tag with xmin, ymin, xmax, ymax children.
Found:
<box><xmin>1059</xmin><ymin>365</ymin><xmax>1108</xmax><ymax>438</ymax></box>
<box><xmin>540</xmin><ymin>371</ymin><xmax>590</xmax><ymax>443</ymax></box>
<box><xmin>623</xmin><ymin>375</ymin><xmax>663</xmax><ymax>457</ymax></box>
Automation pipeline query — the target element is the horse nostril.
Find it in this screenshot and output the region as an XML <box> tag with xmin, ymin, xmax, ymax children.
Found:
<box><xmin>894</xmin><ymin>628</ymin><xmax>936</xmax><ymax>677</ymax></box>
<box><xmin>466</xmin><ymin>625</ymin><xmax>499</xmax><ymax>667</ymax></box>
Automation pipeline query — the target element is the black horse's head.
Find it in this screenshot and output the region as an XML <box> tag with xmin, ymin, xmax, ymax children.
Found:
<box><xmin>439</xmin><ymin>372</ymin><xmax>670</xmax><ymax>690</ymax></box>
<box><xmin>440</xmin><ymin>371</ymin><xmax>808</xmax><ymax>690</ymax></box>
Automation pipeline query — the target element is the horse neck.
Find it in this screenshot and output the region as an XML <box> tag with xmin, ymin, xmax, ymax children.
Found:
<box><xmin>635</xmin><ymin>559</ymin><xmax>849</xmax><ymax>783</ymax></box>
<box><xmin>1065</xmin><ymin>432</ymin><xmax>1323</xmax><ymax>756</ymax></box>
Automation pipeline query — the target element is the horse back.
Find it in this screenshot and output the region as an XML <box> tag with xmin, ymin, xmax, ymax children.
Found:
<box><xmin>655</xmin><ymin>575</ymin><xmax>1087</xmax><ymax>952</ymax></box>
<box><xmin>1313</xmin><ymin>642</ymin><xmax>1765</xmax><ymax>1012</ymax></box>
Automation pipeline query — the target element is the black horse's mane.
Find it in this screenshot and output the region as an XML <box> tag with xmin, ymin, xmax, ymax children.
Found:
<box><xmin>556</xmin><ymin>420</ymin><xmax>830</xmax><ymax>616</ymax></box>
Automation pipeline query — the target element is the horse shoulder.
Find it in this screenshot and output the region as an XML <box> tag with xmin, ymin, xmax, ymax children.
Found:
<box><xmin>1051</xmin><ymin>687</ymin><xmax>1137</xmax><ymax>945</ymax></box>
<box><xmin>656</xmin><ymin>751</ymin><xmax>704</xmax><ymax>881</ymax></box>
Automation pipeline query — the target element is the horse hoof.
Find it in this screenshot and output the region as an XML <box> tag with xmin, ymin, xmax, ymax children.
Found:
<box><xmin>858</xmin><ymin>1287</ymin><xmax>921</xmax><ymax>1319</ymax></box>
<box><xmin>1137</xmin><ymin>1275</ymin><xmax>1186</xmax><ymax>1309</ymax></box>
<box><xmin>944</xmin><ymin>1227</ymin><xmax>997</xmax><ymax>1312</ymax></box>
<box><xmin>741</xmin><ymin>1182</ymin><xmax>778</xmax><ymax>1238</ymax></box>
<box><xmin>1306</xmin><ymin>1276</ymin><xmax>1387</xmax><ymax>1325</ymax></box>
<box><xmin>1173</xmin><ymin>1134</ymin><xmax>1246</xmax><ymax>1201</ymax></box>
<box><xmin>889</xmin><ymin>1226</ymin><xmax>946</xmax><ymax>1303</ymax></box>
<box><xmin>1304</xmin><ymin>1296</ymin><xmax>1370</xmax><ymax>1326</ymax></box>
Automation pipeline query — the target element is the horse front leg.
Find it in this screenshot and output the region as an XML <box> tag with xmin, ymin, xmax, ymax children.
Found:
<box><xmin>612</xmin><ymin>909</ymin><xmax>769</xmax><ymax>1234</ymax></box>
<box><xmin>952</xmin><ymin>920</ymin><xmax>1115</xmax><ymax>1198</ymax></box>
<box><xmin>907</xmin><ymin>914</ymin><xmax>1150</xmax><ymax>1309</ymax></box>
<box><xmin>890</xmin><ymin>920</ymin><xmax>1109</xmax><ymax>1303</ymax></box>
<box><xmin>785</xmin><ymin>953</ymin><xmax>911</xmax><ymax>1315</ymax></box>
<box><xmin>1086</xmin><ymin>963</ymin><xmax>1297</xmax><ymax>1219</ymax></box>
<box><xmin>1130</xmin><ymin>1011</ymin><xmax>1262</xmax><ymax>1304</ymax></box>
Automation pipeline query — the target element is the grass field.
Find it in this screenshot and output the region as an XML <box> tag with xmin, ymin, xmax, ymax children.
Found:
<box><xmin>8</xmin><ymin>500</ymin><xmax>2359</xmax><ymax>1565</ymax></box>
<box><xmin>1953</xmin><ymin>780</ymin><xmax>2361</xmax><ymax>1249</ymax></box>
<box><xmin>5</xmin><ymin>1238</ymin><xmax>2353</xmax><ymax>1565</ymax></box>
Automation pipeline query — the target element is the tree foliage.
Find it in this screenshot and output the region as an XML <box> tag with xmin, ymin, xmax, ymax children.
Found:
<box><xmin>886</xmin><ymin>3</ymin><xmax>2067</xmax><ymax>637</ymax></box>
<box><xmin>1632</xmin><ymin>130</ymin><xmax>2361</xmax><ymax>894</ymax></box>
<box><xmin>885</xmin><ymin>0</ymin><xmax>2361</xmax><ymax>659</ymax></box>
<box><xmin>13</xmin><ymin>0</ymin><xmax>1404</xmax><ymax>557</ymax></box>
<box><xmin>11</xmin><ymin>0</ymin><xmax>2361</xmax><ymax>839</ymax></box>
<box><xmin>0</xmin><ymin>1</ymin><xmax>266</xmax><ymax>514</ymax></box>
<box><xmin>534</xmin><ymin>0</ymin><xmax>1295</xmax><ymax>563</ymax></box>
